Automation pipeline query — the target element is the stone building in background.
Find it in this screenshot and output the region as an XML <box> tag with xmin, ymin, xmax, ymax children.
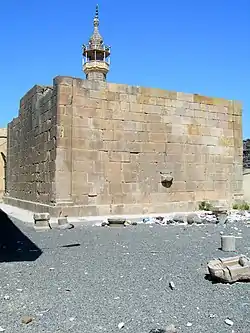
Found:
<box><xmin>4</xmin><ymin>6</ymin><xmax>243</xmax><ymax>216</ymax></box>
<box><xmin>0</xmin><ymin>128</ymin><xmax>7</xmax><ymax>200</ymax></box>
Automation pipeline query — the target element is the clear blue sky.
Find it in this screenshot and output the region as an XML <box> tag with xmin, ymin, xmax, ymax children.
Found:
<box><xmin>0</xmin><ymin>0</ymin><xmax>249</xmax><ymax>137</ymax></box>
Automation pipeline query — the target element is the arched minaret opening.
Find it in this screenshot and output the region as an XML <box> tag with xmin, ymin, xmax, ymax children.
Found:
<box><xmin>82</xmin><ymin>5</ymin><xmax>111</xmax><ymax>81</ymax></box>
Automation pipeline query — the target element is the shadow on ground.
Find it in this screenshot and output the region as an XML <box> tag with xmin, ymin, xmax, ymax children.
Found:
<box><xmin>0</xmin><ymin>209</ymin><xmax>42</xmax><ymax>263</ymax></box>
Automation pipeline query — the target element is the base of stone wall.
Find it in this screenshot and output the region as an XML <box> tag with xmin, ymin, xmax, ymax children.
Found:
<box><xmin>3</xmin><ymin>196</ymin><xmax>231</xmax><ymax>217</ymax></box>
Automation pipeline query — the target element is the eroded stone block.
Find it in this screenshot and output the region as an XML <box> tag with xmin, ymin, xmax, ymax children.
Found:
<box><xmin>207</xmin><ymin>256</ymin><xmax>250</xmax><ymax>283</ymax></box>
<box><xmin>33</xmin><ymin>212</ymin><xmax>50</xmax><ymax>231</ymax></box>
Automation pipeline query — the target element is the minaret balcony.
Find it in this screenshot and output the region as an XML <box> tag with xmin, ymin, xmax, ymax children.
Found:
<box><xmin>83</xmin><ymin>60</ymin><xmax>110</xmax><ymax>75</ymax></box>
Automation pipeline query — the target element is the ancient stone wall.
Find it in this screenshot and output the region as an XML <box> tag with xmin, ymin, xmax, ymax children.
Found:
<box><xmin>5</xmin><ymin>76</ymin><xmax>243</xmax><ymax>216</ymax></box>
<box><xmin>53</xmin><ymin>76</ymin><xmax>243</xmax><ymax>216</ymax></box>
<box><xmin>5</xmin><ymin>85</ymin><xmax>57</xmax><ymax>211</ymax></box>
<box><xmin>0</xmin><ymin>128</ymin><xmax>7</xmax><ymax>200</ymax></box>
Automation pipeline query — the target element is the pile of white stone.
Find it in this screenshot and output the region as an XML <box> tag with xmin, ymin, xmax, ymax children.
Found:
<box><xmin>226</xmin><ymin>209</ymin><xmax>250</xmax><ymax>223</ymax></box>
<box><xmin>100</xmin><ymin>209</ymin><xmax>250</xmax><ymax>227</ymax></box>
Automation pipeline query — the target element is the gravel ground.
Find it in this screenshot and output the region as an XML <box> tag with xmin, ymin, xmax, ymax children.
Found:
<box><xmin>0</xmin><ymin>218</ymin><xmax>250</xmax><ymax>333</ymax></box>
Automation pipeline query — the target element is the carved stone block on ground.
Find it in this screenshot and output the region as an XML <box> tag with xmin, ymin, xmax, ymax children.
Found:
<box><xmin>207</xmin><ymin>255</ymin><xmax>250</xmax><ymax>283</ymax></box>
<box><xmin>33</xmin><ymin>212</ymin><xmax>51</xmax><ymax>231</ymax></box>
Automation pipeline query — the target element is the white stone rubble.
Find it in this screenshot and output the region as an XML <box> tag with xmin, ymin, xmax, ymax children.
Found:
<box><xmin>98</xmin><ymin>209</ymin><xmax>250</xmax><ymax>227</ymax></box>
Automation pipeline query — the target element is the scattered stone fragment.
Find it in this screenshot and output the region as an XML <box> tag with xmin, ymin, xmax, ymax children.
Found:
<box><xmin>143</xmin><ymin>217</ymin><xmax>153</xmax><ymax>223</ymax></box>
<box><xmin>209</xmin><ymin>314</ymin><xmax>216</xmax><ymax>318</ymax></box>
<box><xmin>212</xmin><ymin>207</ymin><xmax>228</xmax><ymax>224</ymax></box>
<box><xmin>33</xmin><ymin>213</ymin><xmax>51</xmax><ymax>231</ymax></box>
<box><xmin>207</xmin><ymin>255</ymin><xmax>250</xmax><ymax>283</ymax></box>
<box><xmin>155</xmin><ymin>216</ymin><xmax>164</xmax><ymax>223</ymax></box>
<box><xmin>0</xmin><ymin>326</ymin><xmax>5</xmax><ymax>332</ymax></box>
<box><xmin>58</xmin><ymin>216</ymin><xmax>68</xmax><ymax>225</ymax></box>
<box><xmin>118</xmin><ymin>322</ymin><xmax>125</xmax><ymax>329</ymax></box>
<box><xmin>225</xmin><ymin>319</ymin><xmax>234</xmax><ymax>326</ymax></box>
<box><xmin>173</xmin><ymin>214</ymin><xmax>186</xmax><ymax>223</ymax></box>
<box><xmin>169</xmin><ymin>281</ymin><xmax>176</xmax><ymax>290</ymax></box>
<box><xmin>3</xmin><ymin>295</ymin><xmax>10</xmax><ymax>300</ymax></box>
<box><xmin>187</xmin><ymin>213</ymin><xmax>201</xmax><ymax>225</ymax></box>
<box><xmin>108</xmin><ymin>218</ymin><xmax>126</xmax><ymax>226</ymax></box>
<box><xmin>21</xmin><ymin>316</ymin><xmax>33</xmax><ymax>324</ymax></box>
<box><xmin>186</xmin><ymin>322</ymin><xmax>192</xmax><ymax>327</ymax></box>
<box><xmin>149</xmin><ymin>329</ymin><xmax>166</xmax><ymax>333</ymax></box>
<box><xmin>101</xmin><ymin>221</ymin><xmax>109</xmax><ymax>227</ymax></box>
<box><xmin>58</xmin><ymin>223</ymin><xmax>74</xmax><ymax>230</ymax></box>
<box><xmin>166</xmin><ymin>324</ymin><xmax>177</xmax><ymax>332</ymax></box>
<box><xmin>239</xmin><ymin>255</ymin><xmax>249</xmax><ymax>266</ymax></box>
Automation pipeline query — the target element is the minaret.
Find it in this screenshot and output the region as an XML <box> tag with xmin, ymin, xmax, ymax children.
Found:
<box><xmin>82</xmin><ymin>5</ymin><xmax>111</xmax><ymax>81</ymax></box>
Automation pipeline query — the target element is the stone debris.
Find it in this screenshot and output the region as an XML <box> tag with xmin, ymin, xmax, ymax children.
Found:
<box><xmin>33</xmin><ymin>212</ymin><xmax>51</xmax><ymax>231</ymax></box>
<box><xmin>173</xmin><ymin>214</ymin><xmax>186</xmax><ymax>224</ymax></box>
<box><xmin>169</xmin><ymin>281</ymin><xmax>176</xmax><ymax>290</ymax></box>
<box><xmin>131</xmin><ymin>221</ymin><xmax>138</xmax><ymax>226</ymax></box>
<box><xmin>108</xmin><ymin>218</ymin><xmax>126</xmax><ymax>226</ymax></box>
<box><xmin>3</xmin><ymin>295</ymin><xmax>10</xmax><ymax>300</ymax></box>
<box><xmin>101</xmin><ymin>221</ymin><xmax>109</xmax><ymax>227</ymax></box>
<box><xmin>97</xmin><ymin>209</ymin><xmax>250</xmax><ymax>229</ymax></box>
<box><xmin>209</xmin><ymin>314</ymin><xmax>217</xmax><ymax>318</ymax></box>
<box><xmin>149</xmin><ymin>330</ymin><xmax>167</xmax><ymax>333</ymax></box>
<box><xmin>226</xmin><ymin>210</ymin><xmax>250</xmax><ymax>223</ymax></box>
<box><xmin>166</xmin><ymin>324</ymin><xmax>177</xmax><ymax>333</ymax></box>
<box><xmin>207</xmin><ymin>255</ymin><xmax>250</xmax><ymax>283</ymax></box>
<box><xmin>187</xmin><ymin>213</ymin><xmax>202</xmax><ymax>224</ymax></box>
<box><xmin>0</xmin><ymin>326</ymin><xmax>5</xmax><ymax>332</ymax></box>
<box><xmin>118</xmin><ymin>322</ymin><xmax>125</xmax><ymax>329</ymax></box>
<box><xmin>225</xmin><ymin>318</ymin><xmax>234</xmax><ymax>326</ymax></box>
<box><xmin>58</xmin><ymin>216</ymin><xmax>68</xmax><ymax>225</ymax></box>
<box><xmin>21</xmin><ymin>316</ymin><xmax>33</xmax><ymax>324</ymax></box>
<box><xmin>186</xmin><ymin>322</ymin><xmax>192</xmax><ymax>327</ymax></box>
<box><xmin>57</xmin><ymin>223</ymin><xmax>74</xmax><ymax>230</ymax></box>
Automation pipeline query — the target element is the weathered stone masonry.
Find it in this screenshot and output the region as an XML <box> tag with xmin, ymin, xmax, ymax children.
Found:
<box><xmin>4</xmin><ymin>76</ymin><xmax>243</xmax><ymax>216</ymax></box>
<box><xmin>5</xmin><ymin>85</ymin><xmax>57</xmax><ymax>209</ymax></box>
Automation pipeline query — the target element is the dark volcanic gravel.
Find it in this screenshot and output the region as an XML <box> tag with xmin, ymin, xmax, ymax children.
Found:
<box><xmin>1</xmin><ymin>218</ymin><xmax>250</xmax><ymax>333</ymax></box>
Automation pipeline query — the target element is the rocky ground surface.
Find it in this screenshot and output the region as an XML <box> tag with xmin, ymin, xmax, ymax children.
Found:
<box><xmin>1</xmin><ymin>216</ymin><xmax>250</xmax><ymax>333</ymax></box>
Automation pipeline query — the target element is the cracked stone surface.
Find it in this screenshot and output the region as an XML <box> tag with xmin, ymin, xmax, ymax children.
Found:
<box><xmin>0</xmin><ymin>217</ymin><xmax>250</xmax><ymax>332</ymax></box>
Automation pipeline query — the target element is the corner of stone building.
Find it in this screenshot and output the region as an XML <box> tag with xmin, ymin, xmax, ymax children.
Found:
<box><xmin>0</xmin><ymin>128</ymin><xmax>7</xmax><ymax>201</ymax></box>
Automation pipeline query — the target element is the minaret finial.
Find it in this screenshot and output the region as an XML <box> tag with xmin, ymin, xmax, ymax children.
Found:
<box><xmin>94</xmin><ymin>4</ymin><xmax>99</xmax><ymax>27</ymax></box>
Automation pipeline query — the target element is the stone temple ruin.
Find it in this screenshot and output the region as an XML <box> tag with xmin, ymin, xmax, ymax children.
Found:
<box><xmin>4</xmin><ymin>6</ymin><xmax>243</xmax><ymax>217</ymax></box>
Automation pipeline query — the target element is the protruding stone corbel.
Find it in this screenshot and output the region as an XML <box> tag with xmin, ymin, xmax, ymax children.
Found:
<box><xmin>160</xmin><ymin>172</ymin><xmax>173</xmax><ymax>188</ymax></box>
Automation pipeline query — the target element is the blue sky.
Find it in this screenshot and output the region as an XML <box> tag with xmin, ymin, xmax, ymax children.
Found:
<box><xmin>0</xmin><ymin>0</ymin><xmax>249</xmax><ymax>137</ymax></box>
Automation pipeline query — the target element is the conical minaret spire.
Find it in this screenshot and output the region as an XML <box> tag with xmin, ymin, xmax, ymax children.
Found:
<box><xmin>82</xmin><ymin>5</ymin><xmax>111</xmax><ymax>81</ymax></box>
